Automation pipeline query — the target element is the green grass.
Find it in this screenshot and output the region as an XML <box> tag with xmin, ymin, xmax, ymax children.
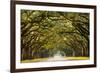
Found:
<box><xmin>21</xmin><ymin>57</ymin><xmax>89</xmax><ymax>63</ymax></box>
<box><xmin>65</xmin><ymin>57</ymin><xmax>89</xmax><ymax>60</ymax></box>
<box><xmin>21</xmin><ymin>58</ymin><xmax>48</xmax><ymax>63</ymax></box>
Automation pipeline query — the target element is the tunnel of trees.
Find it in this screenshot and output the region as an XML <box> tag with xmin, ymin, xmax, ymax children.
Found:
<box><xmin>21</xmin><ymin>10</ymin><xmax>89</xmax><ymax>62</ymax></box>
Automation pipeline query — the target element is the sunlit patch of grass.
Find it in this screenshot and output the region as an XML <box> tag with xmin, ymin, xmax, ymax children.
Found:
<box><xmin>21</xmin><ymin>57</ymin><xmax>89</xmax><ymax>63</ymax></box>
<box><xmin>65</xmin><ymin>57</ymin><xmax>89</xmax><ymax>60</ymax></box>
<box><xmin>21</xmin><ymin>58</ymin><xmax>48</xmax><ymax>63</ymax></box>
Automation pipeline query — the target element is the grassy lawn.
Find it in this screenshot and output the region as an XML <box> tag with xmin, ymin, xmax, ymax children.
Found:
<box><xmin>21</xmin><ymin>57</ymin><xmax>89</xmax><ymax>63</ymax></box>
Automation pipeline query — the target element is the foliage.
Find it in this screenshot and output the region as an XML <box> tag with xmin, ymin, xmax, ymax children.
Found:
<box><xmin>21</xmin><ymin>10</ymin><xmax>89</xmax><ymax>61</ymax></box>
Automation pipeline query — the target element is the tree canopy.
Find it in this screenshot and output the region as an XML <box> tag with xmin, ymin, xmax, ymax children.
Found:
<box><xmin>21</xmin><ymin>10</ymin><xmax>89</xmax><ymax>61</ymax></box>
